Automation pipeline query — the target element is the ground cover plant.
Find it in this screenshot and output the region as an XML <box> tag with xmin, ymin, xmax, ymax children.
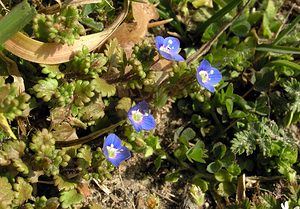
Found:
<box><xmin>0</xmin><ymin>0</ymin><xmax>299</xmax><ymax>208</ymax></box>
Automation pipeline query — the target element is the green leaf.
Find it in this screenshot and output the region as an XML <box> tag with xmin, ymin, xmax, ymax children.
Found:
<box><xmin>78</xmin><ymin>98</ymin><xmax>105</xmax><ymax>123</ymax></box>
<box><xmin>207</xmin><ymin>160</ymin><xmax>223</xmax><ymax>173</ymax></box>
<box><xmin>0</xmin><ymin>1</ymin><xmax>36</xmax><ymax>45</ymax></box>
<box><xmin>270</xmin><ymin>60</ymin><xmax>300</xmax><ymax>72</ymax></box>
<box><xmin>230</xmin><ymin>110</ymin><xmax>246</xmax><ymax>118</ymax></box>
<box><xmin>54</xmin><ymin>175</ymin><xmax>77</xmax><ymax>191</ymax></box>
<box><xmin>116</xmin><ymin>97</ymin><xmax>132</xmax><ymax>112</ymax></box>
<box><xmin>186</xmin><ymin>141</ymin><xmax>208</xmax><ymax>163</ymax></box>
<box><xmin>92</xmin><ymin>77</ymin><xmax>116</xmax><ymax>97</ymax></box>
<box><xmin>226</xmin><ymin>163</ymin><xmax>241</xmax><ymax>176</ymax></box>
<box><xmin>165</xmin><ymin>171</ymin><xmax>181</xmax><ymax>183</ymax></box>
<box><xmin>212</xmin><ymin>142</ymin><xmax>227</xmax><ymax>159</ymax></box>
<box><xmin>41</xmin><ymin>64</ymin><xmax>64</xmax><ymax>79</ymax></box>
<box><xmin>33</xmin><ymin>78</ymin><xmax>58</xmax><ymax>102</ymax></box>
<box><xmin>225</xmin><ymin>99</ymin><xmax>233</xmax><ymax>115</ymax></box>
<box><xmin>215</xmin><ymin>169</ymin><xmax>233</xmax><ymax>182</ymax></box>
<box><xmin>77</xmin><ymin>145</ymin><xmax>92</xmax><ymax>167</ymax></box>
<box><xmin>253</xmin><ymin>67</ymin><xmax>275</xmax><ymax>91</ymax></box>
<box><xmin>59</xmin><ymin>189</ymin><xmax>83</xmax><ymax>208</ymax></box>
<box><xmin>192</xmin><ymin>175</ymin><xmax>209</xmax><ymax>192</ymax></box>
<box><xmin>80</xmin><ymin>17</ymin><xmax>104</xmax><ymax>32</ymax></box>
<box><xmin>179</xmin><ymin>128</ymin><xmax>196</xmax><ymax>146</ymax></box>
<box><xmin>13</xmin><ymin>158</ymin><xmax>29</xmax><ymax>174</ymax></box>
<box><xmin>230</xmin><ymin>15</ymin><xmax>251</xmax><ymax>37</ymax></box>
<box><xmin>216</xmin><ymin>182</ymin><xmax>236</xmax><ymax>197</ymax></box>
<box><xmin>13</xmin><ymin>177</ymin><xmax>33</xmax><ymax>205</ymax></box>
<box><xmin>73</xmin><ymin>80</ymin><xmax>95</xmax><ymax>106</ymax></box>
<box><xmin>0</xmin><ymin>177</ymin><xmax>14</xmax><ymax>209</ymax></box>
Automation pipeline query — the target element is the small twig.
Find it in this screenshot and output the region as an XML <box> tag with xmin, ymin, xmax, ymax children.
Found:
<box><xmin>148</xmin><ymin>18</ymin><xmax>173</xmax><ymax>28</ymax></box>
<box><xmin>273</xmin><ymin>3</ymin><xmax>295</xmax><ymax>41</ymax></box>
<box><xmin>186</xmin><ymin>0</ymin><xmax>251</xmax><ymax>65</ymax></box>
<box><xmin>0</xmin><ymin>0</ymin><xmax>9</xmax><ymax>12</ymax></box>
<box><xmin>152</xmin><ymin>190</ymin><xmax>179</xmax><ymax>205</ymax></box>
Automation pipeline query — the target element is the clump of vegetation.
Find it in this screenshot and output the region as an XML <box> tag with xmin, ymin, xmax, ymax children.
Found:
<box><xmin>0</xmin><ymin>0</ymin><xmax>299</xmax><ymax>208</ymax></box>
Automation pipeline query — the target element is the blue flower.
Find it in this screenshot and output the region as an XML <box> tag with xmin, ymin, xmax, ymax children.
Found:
<box><xmin>155</xmin><ymin>36</ymin><xmax>184</xmax><ymax>62</ymax></box>
<box><xmin>128</xmin><ymin>101</ymin><xmax>156</xmax><ymax>132</ymax></box>
<box><xmin>196</xmin><ymin>59</ymin><xmax>222</xmax><ymax>92</ymax></box>
<box><xmin>103</xmin><ymin>133</ymin><xmax>131</xmax><ymax>167</ymax></box>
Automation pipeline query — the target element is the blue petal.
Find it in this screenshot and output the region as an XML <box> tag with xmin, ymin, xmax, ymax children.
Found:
<box><xmin>159</xmin><ymin>50</ymin><xmax>175</xmax><ymax>61</ymax></box>
<box><xmin>141</xmin><ymin>115</ymin><xmax>156</xmax><ymax>131</ymax></box>
<box><xmin>103</xmin><ymin>134</ymin><xmax>122</xmax><ymax>149</ymax></box>
<box><xmin>171</xmin><ymin>53</ymin><xmax>185</xmax><ymax>62</ymax></box>
<box><xmin>207</xmin><ymin>67</ymin><xmax>222</xmax><ymax>85</ymax></box>
<box><xmin>155</xmin><ymin>36</ymin><xmax>164</xmax><ymax>50</ymax></box>
<box><xmin>136</xmin><ymin>100</ymin><xmax>149</xmax><ymax>112</ymax></box>
<box><xmin>164</xmin><ymin>37</ymin><xmax>181</xmax><ymax>53</ymax></box>
<box><xmin>203</xmin><ymin>84</ymin><xmax>215</xmax><ymax>93</ymax></box>
<box><xmin>198</xmin><ymin>59</ymin><xmax>211</xmax><ymax>72</ymax></box>
<box><xmin>108</xmin><ymin>146</ymin><xmax>131</xmax><ymax>167</ymax></box>
<box><xmin>131</xmin><ymin>120</ymin><xmax>143</xmax><ymax>132</ymax></box>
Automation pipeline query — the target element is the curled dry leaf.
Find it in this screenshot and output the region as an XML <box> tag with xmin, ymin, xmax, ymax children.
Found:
<box><xmin>110</xmin><ymin>1</ymin><xmax>159</xmax><ymax>57</ymax></box>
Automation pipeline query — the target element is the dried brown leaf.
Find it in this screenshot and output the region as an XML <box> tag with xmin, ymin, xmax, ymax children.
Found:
<box><xmin>111</xmin><ymin>1</ymin><xmax>159</xmax><ymax>57</ymax></box>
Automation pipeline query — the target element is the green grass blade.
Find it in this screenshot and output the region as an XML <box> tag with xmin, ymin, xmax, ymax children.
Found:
<box><xmin>0</xmin><ymin>1</ymin><xmax>36</xmax><ymax>45</ymax></box>
<box><xmin>270</xmin><ymin>60</ymin><xmax>300</xmax><ymax>72</ymax></box>
<box><xmin>273</xmin><ymin>15</ymin><xmax>300</xmax><ymax>45</ymax></box>
<box><xmin>194</xmin><ymin>0</ymin><xmax>242</xmax><ymax>36</ymax></box>
<box><xmin>256</xmin><ymin>45</ymin><xmax>300</xmax><ymax>55</ymax></box>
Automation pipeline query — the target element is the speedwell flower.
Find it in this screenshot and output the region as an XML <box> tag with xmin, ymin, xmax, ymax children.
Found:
<box><xmin>196</xmin><ymin>59</ymin><xmax>222</xmax><ymax>93</ymax></box>
<box><xmin>128</xmin><ymin>101</ymin><xmax>156</xmax><ymax>132</ymax></box>
<box><xmin>103</xmin><ymin>133</ymin><xmax>131</xmax><ymax>167</ymax></box>
<box><xmin>155</xmin><ymin>36</ymin><xmax>184</xmax><ymax>62</ymax></box>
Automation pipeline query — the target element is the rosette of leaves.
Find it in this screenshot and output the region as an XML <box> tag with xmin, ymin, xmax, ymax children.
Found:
<box><xmin>33</xmin><ymin>6</ymin><xmax>85</xmax><ymax>45</ymax></box>
<box><xmin>128</xmin><ymin>40</ymin><xmax>156</xmax><ymax>89</ymax></box>
<box><xmin>0</xmin><ymin>82</ymin><xmax>30</xmax><ymax>120</ymax></box>
<box><xmin>68</xmin><ymin>46</ymin><xmax>108</xmax><ymax>77</ymax></box>
<box><xmin>30</xmin><ymin>129</ymin><xmax>70</xmax><ymax>176</ymax></box>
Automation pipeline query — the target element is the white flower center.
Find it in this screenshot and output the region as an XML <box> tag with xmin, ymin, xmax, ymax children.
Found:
<box><xmin>107</xmin><ymin>144</ymin><xmax>118</xmax><ymax>158</ymax></box>
<box><xmin>199</xmin><ymin>71</ymin><xmax>209</xmax><ymax>83</ymax></box>
<box><xmin>132</xmin><ymin>110</ymin><xmax>144</xmax><ymax>123</ymax></box>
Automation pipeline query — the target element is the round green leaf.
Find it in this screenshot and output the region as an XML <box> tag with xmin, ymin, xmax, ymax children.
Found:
<box><xmin>207</xmin><ymin>160</ymin><xmax>223</xmax><ymax>174</ymax></box>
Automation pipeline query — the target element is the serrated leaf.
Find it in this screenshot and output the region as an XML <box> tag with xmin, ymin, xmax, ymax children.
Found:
<box><xmin>0</xmin><ymin>177</ymin><xmax>14</xmax><ymax>209</ymax></box>
<box><xmin>33</xmin><ymin>78</ymin><xmax>58</xmax><ymax>102</ymax></box>
<box><xmin>73</xmin><ymin>80</ymin><xmax>95</xmax><ymax>106</ymax></box>
<box><xmin>13</xmin><ymin>158</ymin><xmax>29</xmax><ymax>174</ymax></box>
<box><xmin>77</xmin><ymin>145</ymin><xmax>92</xmax><ymax>167</ymax></box>
<box><xmin>52</xmin><ymin>122</ymin><xmax>78</xmax><ymax>142</ymax></box>
<box><xmin>116</xmin><ymin>97</ymin><xmax>132</xmax><ymax>112</ymax></box>
<box><xmin>1</xmin><ymin>139</ymin><xmax>26</xmax><ymax>160</ymax></box>
<box><xmin>78</xmin><ymin>98</ymin><xmax>105</xmax><ymax>123</ymax></box>
<box><xmin>92</xmin><ymin>77</ymin><xmax>116</xmax><ymax>97</ymax></box>
<box><xmin>41</xmin><ymin>64</ymin><xmax>64</xmax><ymax>79</ymax></box>
<box><xmin>59</xmin><ymin>189</ymin><xmax>83</xmax><ymax>208</ymax></box>
<box><xmin>54</xmin><ymin>175</ymin><xmax>77</xmax><ymax>191</ymax></box>
<box><xmin>13</xmin><ymin>177</ymin><xmax>33</xmax><ymax>205</ymax></box>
